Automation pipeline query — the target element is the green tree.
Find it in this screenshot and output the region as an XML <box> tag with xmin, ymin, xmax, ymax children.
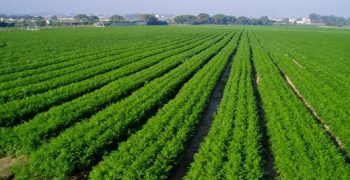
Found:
<box><xmin>90</xmin><ymin>15</ymin><xmax>99</xmax><ymax>24</ymax></box>
<box><xmin>109</xmin><ymin>15</ymin><xmax>124</xmax><ymax>22</ymax></box>
<box><xmin>250</xmin><ymin>18</ymin><xmax>261</xmax><ymax>25</ymax></box>
<box><xmin>34</xmin><ymin>16</ymin><xmax>46</xmax><ymax>26</ymax></box>
<box><xmin>51</xmin><ymin>15</ymin><xmax>58</xmax><ymax>21</ymax></box>
<box><xmin>174</xmin><ymin>15</ymin><xmax>198</xmax><ymax>24</ymax></box>
<box><xmin>74</xmin><ymin>14</ymin><xmax>90</xmax><ymax>24</ymax></box>
<box><xmin>212</xmin><ymin>14</ymin><xmax>227</xmax><ymax>24</ymax></box>
<box><xmin>197</xmin><ymin>13</ymin><xmax>211</xmax><ymax>24</ymax></box>
<box><xmin>259</xmin><ymin>16</ymin><xmax>271</xmax><ymax>25</ymax></box>
<box><xmin>238</xmin><ymin>16</ymin><xmax>249</xmax><ymax>25</ymax></box>
<box><xmin>226</xmin><ymin>16</ymin><xmax>237</xmax><ymax>24</ymax></box>
<box><xmin>282</xmin><ymin>18</ymin><xmax>290</xmax><ymax>25</ymax></box>
<box><xmin>139</xmin><ymin>14</ymin><xmax>157</xmax><ymax>22</ymax></box>
<box><xmin>309</xmin><ymin>13</ymin><xmax>321</xmax><ymax>23</ymax></box>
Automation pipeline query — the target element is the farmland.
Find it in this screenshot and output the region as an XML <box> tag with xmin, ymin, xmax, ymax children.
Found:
<box><xmin>0</xmin><ymin>26</ymin><xmax>349</xmax><ymax>179</ymax></box>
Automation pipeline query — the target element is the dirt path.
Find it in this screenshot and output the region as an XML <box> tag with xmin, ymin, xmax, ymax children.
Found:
<box><xmin>168</xmin><ymin>37</ymin><xmax>239</xmax><ymax>180</ymax></box>
<box><xmin>0</xmin><ymin>156</ymin><xmax>26</xmax><ymax>179</ymax></box>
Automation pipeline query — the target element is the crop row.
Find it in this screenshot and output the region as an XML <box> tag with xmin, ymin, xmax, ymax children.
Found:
<box><xmin>0</xmin><ymin>32</ymin><xmax>192</xmax><ymax>83</ymax></box>
<box><xmin>0</xmin><ymin>38</ymin><xmax>131</xmax><ymax>72</ymax></box>
<box><xmin>0</xmin><ymin>29</ymin><xmax>189</xmax><ymax>73</ymax></box>
<box><xmin>0</xmin><ymin>31</ymin><xmax>232</xmax><ymax>157</ymax></box>
<box><xmin>12</xmin><ymin>32</ymin><xmax>238</xmax><ymax>179</ymax></box>
<box><xmin>255</xmin><ymin>32</ymin><xmax>349</xmax><ymax>99</ymax></box>
<box><xmin>0</xmin><ymin>32</ymin><xmax>209</xmax><ymax>101</ymax></box>
<box><xmin>0</xmin><ymin>28</ymin><xmax>201</xmax><ymax>66</ymax></box>
<box><xmin>88</xmin><ymin>30</ymin><xmax>241</xmax><ymax>180</ymax></box>
<box><xmin>0</xmin><ymin>34</ymin><xmax>160</xmax><ymax>75</ymax></box>
<box><xmin>185</xmin><ymin>31</ymin><xmax>263</xmax><ymax>179</ymax></box>
<box><xmin>260</xmin><ymin>30</ymin><xmax>350</xmax><ymax>74</ymax></box>
<box><xmin>255</xmin><ymin>31</ymin><xmax>349</xmax><ymax>112</ymax></box>
<box><xmin>254</xmin><ymin>32</ymin><xmax>350</xmax><ymax>154</ymax></box>
<box><xmin>249</xmin><ymin>32</ymin><xmax>350</xmax><ymax>179</ymax></box>
<box><xmin>0</xmin><ymin>32</ymin><xmax>224</xmax><ymax>127</ymax></box>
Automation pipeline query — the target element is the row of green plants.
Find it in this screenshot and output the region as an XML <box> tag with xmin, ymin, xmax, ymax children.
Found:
<box><xmin>185</xmin><ymin>31</ymin><xmax>263</xmax><ymax>179</ymax></box>
<box><xmin>249</xmin><ymin>32</ymin><xmax>350</xmax><ymax>179</ymax></box>
<box><xmin>88</xmin><ymin>31</ymin><xmax>241</xmax><ymax>180</ymax></box>
<box><xmin>0</xmin><ymin>32</ymin><xmax>224</xmax><ymax>126</ymax></box>
<box><xmin>0</xmin><ymin>32</ymin><xmax>194</xmax><ymax>85</ymax></box>
<box><xmin>0</xmin><ymin>28</ymin><xmax>132</xmax><ymax>64</ymax></box>
<box><xmin>261</xmin><ymin>30</ymin><xmax>350</xmax><ymax>108</ymax></box>
<box><xmin>0</xmin><ymin>31</ymin><xmax>231</xmax><ymax>156</ymax></box>
<box><xmin>254</xmin><ymin>31</ymin><xmax>350</xmax><ymax>153</ymax></box>
<box><xmin>254</xmin><ymin>30</ymin><xmax>349</xmax><ymax>98</ymax></box>
<box><xmin>12</xmin><ymin>32</ymin><xmax>238</xmax><ymax>179</ymax></box>
<box><xmin>0</xmin><ymin>32</ymin><xmax>208</xmax><ymax>102</ymax></box>
<box><xmin>0</xmin><ymin>28</ymin><xmax>191</xmax><ymax>73</ymax></box>
<box><xmin>0</xmin><ymin>32</ymin><xmax>160</xmax><ymax>75</ymax></box>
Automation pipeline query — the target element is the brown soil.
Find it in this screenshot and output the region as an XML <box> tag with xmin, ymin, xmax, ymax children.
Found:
<box><xmin>0</xmin><ymin>156</ymin><xmax>27</xmax><ymax>179</ymax></box>
<box><xmin>0</xmin><ymin>157</ymin><xmax>16</xmax><ymax>178</ymax></box>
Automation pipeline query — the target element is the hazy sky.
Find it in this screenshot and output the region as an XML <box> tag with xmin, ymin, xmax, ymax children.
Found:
<box><xmin>1</xmin><ymin>0</ymin><xmax>349</xmax><ymax>17</ymax></box>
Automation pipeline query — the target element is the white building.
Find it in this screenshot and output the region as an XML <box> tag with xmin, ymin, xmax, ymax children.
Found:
<box><xmin>271</xmin><ymin>18</ymin><xmax>283</xmax><ymax>22</ymax></box>
<box><xmin>154</xmin><ymin>14</ymin><xmax>173</xmax><ymax>21</ymax></box>
<box><xmin>57</xmin><ymin>16</ymin><xmax>74</xmax><ymax>21</ymax></box>
<box><xmin>296</xmin><ymin>17</ymin><xmax>311</xmax><ymax>25</ymax></box>
<box><xmin>289</xmin><ymin>18</ymin><xmax>297</xmax><ymax>24</ymax></box>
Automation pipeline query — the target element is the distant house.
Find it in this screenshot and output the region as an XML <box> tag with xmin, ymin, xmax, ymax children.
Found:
<box><xmin>289</xmin><ymin>18</ymin><xmax>297</xmax><ymax>24</ymax></box>
<box><xmin>57</xmin><ymin>16</ymin><xmax>74</xmax><ymax>21</ymax></box>
<box><xmin>296</xmin><ymin>18</ymin><xmax>311</xmax><ymax>25</ymax></box>
<box><xmin>303</xmin><ymin>18</ymin><xmax>311</xmax><ymax>24</ymax></box>
<box><xmin>154</xmin><ymin>14</ymin><xmax>173</xmax><ymax>22</ymax></box>
<box><xmin>271</xmin><ymin>18</ymin><xmax>283</xmax><ymax>22</ymax></box>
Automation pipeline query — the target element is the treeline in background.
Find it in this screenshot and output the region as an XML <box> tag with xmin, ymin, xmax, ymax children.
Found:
<box><xmin>0</xmin><ymin>12</ymin><xmax>349</xmax><ymax>28</ymax></box>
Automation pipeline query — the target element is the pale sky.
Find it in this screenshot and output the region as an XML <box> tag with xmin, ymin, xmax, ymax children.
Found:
<box><xmin>1</xmin><ymin>0</ymin><xmax>349</xmax><ymax>18</ymax></box>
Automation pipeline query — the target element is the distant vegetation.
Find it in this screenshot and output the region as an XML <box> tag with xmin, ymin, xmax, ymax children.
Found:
<box><xmin>0</xmin><ymin>13</ymin><xmax>349</xmax><ymax>28</ymax></box>
<box><xmin>309</xmin><ymin>13</ymin><xmax>349</xmax><ymax>27</ymax></box>
<box><xmin>0</xmin><ymin>13</ymin><xmax>168</xmax><ymax>28</ymax></box>
<box><xmin>174</xmin><ymin>13</ymin><xmax>272</xmax><ymax>25</ymax></box>
<box><xmin>173</xmin><ymin>13</ymin><xmax>350</xmax><ymax>27</ymax></box>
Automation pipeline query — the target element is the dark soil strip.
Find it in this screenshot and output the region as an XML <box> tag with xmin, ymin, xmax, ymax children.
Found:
<box><xmin>255</xmin><ymin>35</ymin><xmax>350</xmax><ymax>164</ymax></box>
<box><xmin>168</xmin><ymin>33</ymin><xmax>241</xmax><ymax>180</ymax></box>
<box><xmin>248</xmin><ymin>34</ymin><xmax>277</xmax><ymax>179</ymax></box>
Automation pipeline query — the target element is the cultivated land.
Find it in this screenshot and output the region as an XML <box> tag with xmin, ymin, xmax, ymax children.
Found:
<box><xmin>0</xmin><ymin>26</ymin><xmax>349</xmax><ymax>179</ymax></box>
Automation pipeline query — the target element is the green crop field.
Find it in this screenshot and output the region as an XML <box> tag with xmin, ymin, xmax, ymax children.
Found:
<box><xmin>0</xmin><ymin>26</ymin><xmax>349</xmax><ymax>179</ymax></box>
